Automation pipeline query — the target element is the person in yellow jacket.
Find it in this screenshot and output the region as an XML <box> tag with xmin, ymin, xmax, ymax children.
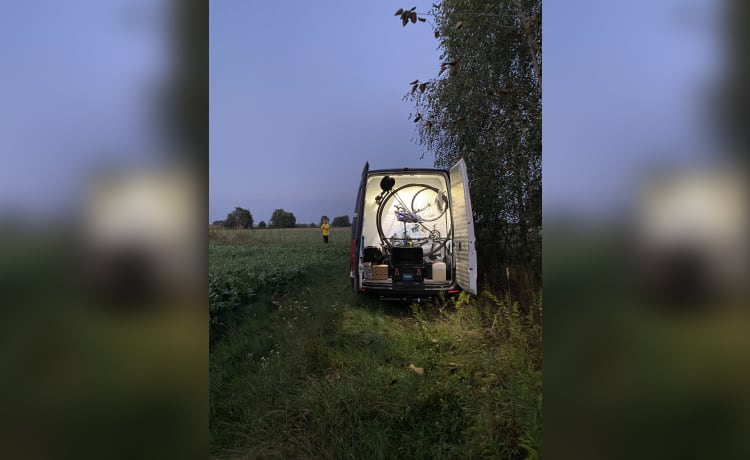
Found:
<box><xmin>320</xmin><ymin>218</ymin><xmax>330</xmax><ymax>243</ymax></box>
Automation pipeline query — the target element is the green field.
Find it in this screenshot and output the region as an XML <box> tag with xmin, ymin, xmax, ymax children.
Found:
<box><xmin>209</xmin><ymin>227</ymin><xmax>542</xmax><ymax>459</ymax></box>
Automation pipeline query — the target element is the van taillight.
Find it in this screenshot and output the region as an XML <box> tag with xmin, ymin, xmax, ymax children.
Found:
<box><xmin>447</xmin><ymin>289</ymin><xmax>460</xmax><ymax>294</ymax></box>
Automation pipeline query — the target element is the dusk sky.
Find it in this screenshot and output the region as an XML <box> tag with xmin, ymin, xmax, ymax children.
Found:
<box><xmin>1</xmin><ymin>0</ymin><xmax>172</xmax><ymax>220</ymax></box>
<box><xmin>209</xmin><ymin>1</ymin><xmax>442</xmax><ymax>225</ymax></box>
<box><xmin>544</xmin><ymin>0</ymin><xmax>723</xmax><ymax>217</ymax></box>
<box><xmin>210</xmin><ymin>0</ymin><xmax>723</xmax><ymax>225</ymax></box>
<box><xmin>0</xmin><ymin>1</ymin><xmax>725</xmax><ymax>225</ymax></box>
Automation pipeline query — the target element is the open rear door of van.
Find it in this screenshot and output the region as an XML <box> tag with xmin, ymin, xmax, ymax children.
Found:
<box><xmin>450</xmin><ymin>158</ymin><xmax>477</xmax><ymax>295</ymax></box>
<box><xmin>351</xmin><ymin>162</ymin><xmax>369</xmax><ymax>292</ymax></box>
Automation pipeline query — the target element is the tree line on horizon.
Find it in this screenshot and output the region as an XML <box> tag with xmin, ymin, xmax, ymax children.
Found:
<box><xmin>211</xmin><ymin>207</ymin><xmax>351</xmax><ymax>229</ymax></box>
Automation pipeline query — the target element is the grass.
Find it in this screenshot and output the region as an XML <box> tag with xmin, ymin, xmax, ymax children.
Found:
<box><xmin>543</xmin><ymin>227</ymin><xmax>750</xmax><ymax>459</ymax></box>
<box><xmin>0</xmin><ymin>229</ymin><xmax>207</xmax><ymax>458</ymax></box>
<box><xmin>209</xmin><ymin>228</ymin><xmax>542</xmax><ymax>459</ymax></box>
<box><xmin>208</xmin><ymin>228</ymin><xmax>350</xmax><ymax>342</ymax></box>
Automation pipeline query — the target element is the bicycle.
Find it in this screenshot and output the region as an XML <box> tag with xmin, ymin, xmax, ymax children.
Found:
<box><xmin>374</xmin><ymin>181</ymin><xmax>451</xmax><ymax>258</ymax></box>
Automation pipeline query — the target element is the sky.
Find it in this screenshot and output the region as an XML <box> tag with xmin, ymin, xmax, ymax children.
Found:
<box><xmin>210</xmin><ymin>0</ymin><xmax>725</xmax><ymax>225</ymax></box>
<box><xmin>0</xmin><ymin>0</ymin><xmax>728</xmax><ymax>225</ymax></box>
<box><xmin>0</xmin><ymin>0</ymin><xmax>172</xmax><ymax>220</ymax></box>
<box><xmin>543</xmin><ymin>0</ymin><xmax>725</xmax><ymax>218</ymax></box>
<box><xmin>209</xmin><ymin>1</ymin><xmax>443</xmax><ymax>225</ymax></box>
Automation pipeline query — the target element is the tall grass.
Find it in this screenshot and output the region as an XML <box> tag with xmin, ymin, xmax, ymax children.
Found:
<box><xmin>210</xmin><ymin>228</ymin><xmax>541</xmax><ymax>459</ymax></box>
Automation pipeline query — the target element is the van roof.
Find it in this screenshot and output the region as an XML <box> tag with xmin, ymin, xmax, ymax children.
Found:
<box><xmin>368</xmin><ymin>167</ymin><xmax>448</xmax><ymax>175</ymax></box>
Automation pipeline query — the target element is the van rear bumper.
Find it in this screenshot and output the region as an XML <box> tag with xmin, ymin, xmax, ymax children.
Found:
<box><xmin>358</xmin><ymin>279</ymin><xmax>461</xmax><ymax>300</ymax></box>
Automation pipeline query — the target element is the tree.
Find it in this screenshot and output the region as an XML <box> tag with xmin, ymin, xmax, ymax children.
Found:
<box><xmin>222</xmin><ymin>213</ymin><xmax>236</xmax><ymax>228</ymax></box>
<box><xmin>258</xmin><ymin>220</ymin><xmax>267</xmax><ymax>228</ymax></box>
<box><xmin>222</xmin><ymin>206</ymin><xmax>253</xmax><ymax>229</ymax></box>
<box><xmin>398</xmin><ymin>1</ymin><xmax>541</xmax><ymax>286</ymax></box>
<box><xmin>332</xmin><ymin>215</ymin><xmax>351</xmax><ymax>227</ymax></box>
<box><xmin>270</xmin><ymin>209</ymin><xmax>296</xmax><ymax>228</ymax></box>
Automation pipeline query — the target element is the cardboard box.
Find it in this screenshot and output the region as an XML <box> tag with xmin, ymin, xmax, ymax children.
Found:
<box><xmin>371</xmin><ymin>264</ymin><xmax>389</xmax><ymax>280</ymax></box>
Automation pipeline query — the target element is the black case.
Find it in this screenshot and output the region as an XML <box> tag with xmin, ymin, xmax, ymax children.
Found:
<box><xmin>391</xmin><ymin>247</ymin><xmax>425</xmax><ymax>283</ymax></box>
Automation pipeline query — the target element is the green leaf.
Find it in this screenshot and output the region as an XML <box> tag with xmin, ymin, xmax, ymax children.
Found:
<box><xmin>395</xmin><ymin>8</ymin><xmax>403</xmax><ymax>16</ymax></box>
<box><xmin>418</xmin><ymin>17</ymin><xmax>427</xmax><ymax>22</ymax></box>
<box><xmin>409</xmin><ymin>79</ymin><xmax>419</xmax><ymax>85</ymax></box>
<box><xmin>410</xmin><ymin>12</ymin><xmax>417</xmax><ymax>23</ymax></box>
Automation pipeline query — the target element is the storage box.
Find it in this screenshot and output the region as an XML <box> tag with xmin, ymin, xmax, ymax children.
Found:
<box><xmin>432</xmin><ymin>262</ymin><xmax>446</xmax><ymax>281</ymax></box>
<box><xmin>391</xmin><ymin>247</ymin><xmax>425</xmax><ymax>283</ymax></box>
<box><xmin>392</xmin><ymin>265</ymin><xmax>424</xmax><ymax>283</ymax></box>
<box><xmin>371</xmin><ymin>264</ymin><xmax>389</xmax><ymax>280</ymax></box>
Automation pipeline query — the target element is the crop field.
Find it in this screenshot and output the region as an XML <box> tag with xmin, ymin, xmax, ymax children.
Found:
<box><xmin>209</xmin><ymin>227</ymin><xmax>542</xmax><ymax>459</ymax></box>
<box><xmin>209</xmin><ymin>228</ymin><xmax>350</xmax><ymax>342</ymax></box>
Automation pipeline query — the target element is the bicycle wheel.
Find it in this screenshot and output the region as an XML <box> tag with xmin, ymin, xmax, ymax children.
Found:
<box><xmin>411</xmin><ymin>186</ymin><xmax>448</xmax><ymax>222</ymax></box>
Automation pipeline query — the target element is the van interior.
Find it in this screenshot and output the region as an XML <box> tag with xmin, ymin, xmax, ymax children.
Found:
<box><xmin>359</xmin><ymin>171</ymin><xmax>454</xmax><ymax>290</ymax></box>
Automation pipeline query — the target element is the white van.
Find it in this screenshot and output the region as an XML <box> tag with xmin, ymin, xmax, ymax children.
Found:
<box><xmin>350</xmin><ymin>158</ymin><xmax>477</xmax><ymax>301</ymax></box>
